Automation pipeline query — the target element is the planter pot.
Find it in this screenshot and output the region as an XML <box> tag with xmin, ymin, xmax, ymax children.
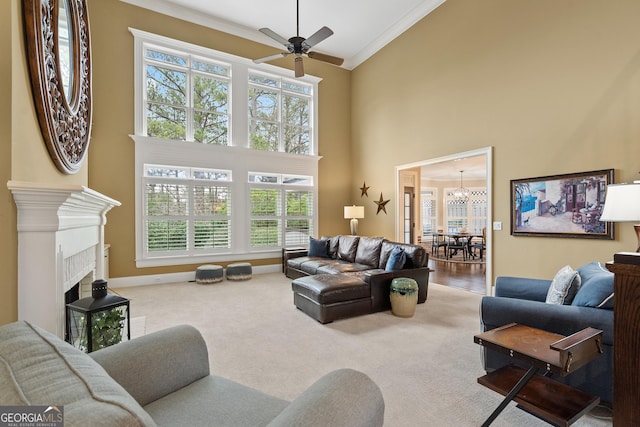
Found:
<box><xmin>390</xmin><ymin>278</ymin><xmax>418</xmax><ymax>318</ymax></box>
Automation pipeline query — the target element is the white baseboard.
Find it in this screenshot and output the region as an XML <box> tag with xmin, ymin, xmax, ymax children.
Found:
<box><xmin>108</xmin><ymin>263</ymin><xmax>281</xmax><ymax>288</ymax></box>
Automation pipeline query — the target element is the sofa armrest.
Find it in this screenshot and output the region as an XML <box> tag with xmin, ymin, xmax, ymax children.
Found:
<box><xmin>267</xmin><ymin>369</ymin><xmax>384</xmax><ymax>427</ymax></box>
<box><xmin>494</xmin><ymin>276</ymin><xmax>552</xmax><ymax>302</ymax></box>
<box><xmin>480</xmin><ymin>296</ymin><xmax>614</xmax><ymax>346</ymax></box>
<box><xmin>91</xmin><ymin>324</ymin><xmax>210</xmax><ymax>406</ymax></box>
<box><xmin>364</xmin><ymin>270</ymin><xmax>395</xmax><ymax>311</ymax></box>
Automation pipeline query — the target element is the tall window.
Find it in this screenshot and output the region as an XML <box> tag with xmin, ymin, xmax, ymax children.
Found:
<box><xmin>131</xmin><ymin>29</ymin><xmax>321</xmax><ymax>267</ymax></box>
<box><xmin>248</xmin><ymin>74</ymin><xmax>312</xmax><ymax>154</ymax></box>
<box><xmin>420</xmin><ymin>188</ymin><xmax>437</xmax><ymax>235</ymax></box>
<box><xmin>445</xmin><ymin>188</ymin><xmax>487</xmax><ymax>234</ymax></box>
<box><xmin>143</xmin><ymin>165</ymin><xmax>232</xmax><ymax>257</ymax></box>
<box><xmin>249</xmin><ymin>173</ymin><xmax>314</xmax><ymax>248</ymax></box>
<box><xmin>144</xmin><ymin>49</ymin><xmax>230</xmax><ymax>144</ymax></box>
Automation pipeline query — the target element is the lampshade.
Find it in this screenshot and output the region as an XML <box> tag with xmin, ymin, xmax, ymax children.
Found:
<box><xmin>344</xmin><ymin>205</ymin><xmax>365</xmax><ymax>219</ymax></box>
<box><xmin>600</xmin><ymin>182</ymin><xmax>640</xmax><ymax>222</ymax></box>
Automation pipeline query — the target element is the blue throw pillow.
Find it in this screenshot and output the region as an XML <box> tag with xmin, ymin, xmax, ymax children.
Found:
<box><xmin>385</xmin><ymin>246</ymin><xmax>406</xmax><ymax>271</ymax></box>
<box><xmin>308</xmin><ymin>237</ymin><xmax>329</xmax><ymax>258</ymax></box>
<box><xmin>571</xmin><ymin>262</ymin><xmax>614</xmax><ymax>309</ymax></box>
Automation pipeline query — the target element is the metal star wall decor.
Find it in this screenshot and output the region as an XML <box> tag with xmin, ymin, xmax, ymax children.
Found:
<box><xmin>360</xmin><ymin>181</ymin><xmax>370</xmax><ymax>197</ymax></box>
<box><xmin>375</xmin><ymin>193</ymin><xmax>389</xmax><ymax>215</ymax></box>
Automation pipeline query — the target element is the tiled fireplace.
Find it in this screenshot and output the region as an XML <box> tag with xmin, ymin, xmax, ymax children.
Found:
<box><xmin>8</xmin><ymin>181</ymin><xmax>120</xmax><ymax>338</ymax></box>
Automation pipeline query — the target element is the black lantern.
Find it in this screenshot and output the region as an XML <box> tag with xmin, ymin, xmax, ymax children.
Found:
<box><xmin>66</xmin><ymin>279</ymin><xmax>130</xmax><ymax>353</ymax></box>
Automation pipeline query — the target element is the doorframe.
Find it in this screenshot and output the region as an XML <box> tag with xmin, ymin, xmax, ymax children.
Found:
<box><xmin>395</xmin><ymin>146</ymin><xmax>493</xmax><ymax>296</ymax></box>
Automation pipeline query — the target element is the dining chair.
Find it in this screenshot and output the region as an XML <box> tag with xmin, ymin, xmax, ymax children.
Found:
<box><xmin>447</xmin><ymin>235</ymin><xmax>468</xmax><ymax>261</ymax></box>
<box><xmin>431</xmin><ymin>233</ymin><xmax>448</xmax><ymax>257</ymax></box>
<box><xmin>470</xmin><ymin>227</ymin><xmax>486</xmax><ymax>260</ymax></box>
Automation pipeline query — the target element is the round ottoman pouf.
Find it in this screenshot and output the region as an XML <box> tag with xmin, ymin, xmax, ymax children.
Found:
<box><xmin>390</xmin><ymin>277</ymin><xmax>419</xmax><ymax>317</ymax></box>
<box><xmin>226</xmin><ymin>262</ymin><xmax>253</xmax><ymax>281</ymax></box>
<box><xmin>195</xmin><ymin>265</ymin><xmax>223</xmax><ymax>284</ymax></box>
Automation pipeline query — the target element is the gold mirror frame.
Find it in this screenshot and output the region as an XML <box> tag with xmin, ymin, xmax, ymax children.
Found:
<box><xmin>23</xmin><ymin>0</ymin><xmax>92</xmax><ymax>174</ymax></box>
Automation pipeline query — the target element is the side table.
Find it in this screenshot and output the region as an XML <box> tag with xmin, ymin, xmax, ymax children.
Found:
<box><xmin>474</xmin><ymin>323</ymin><xmax>603</xmax><ymax>427</ymax></box>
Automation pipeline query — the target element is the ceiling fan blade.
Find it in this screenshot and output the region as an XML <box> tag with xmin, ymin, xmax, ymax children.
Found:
<box><xmin>259</xmin><ymin>28</ymin><xmax>291</xmax><ymax>47</ymax></box>
<box><xmin>307</xmin><ymin>51</ymin><xmax>344</xmax><ymax>66</ymax></box>
<box><xmin>302</xmin><ymin>26</ymin><xmax>333</xmax><ymax>51</ymax></box>
<box><xmin>294</xmin><ymin>56</ymin><xmax>304</xmax><ymax>78</ymax></box>
<box><xmin>253</xmin><ymin>52</ymin><xmax>290</xmax><ymax>64</ymax></box>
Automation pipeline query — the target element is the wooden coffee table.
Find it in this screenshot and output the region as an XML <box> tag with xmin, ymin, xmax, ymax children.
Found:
<box><xmin>474</xmin><ymin>323</ymin><xmax>603</xmax><ymax>426</ymax></box>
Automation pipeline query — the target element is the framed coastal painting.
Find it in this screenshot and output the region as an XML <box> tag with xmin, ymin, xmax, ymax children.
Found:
<box><xmin>510</xmin><ymin>169</ymin><xmax>614</xmax><ymax>239</ymax></box>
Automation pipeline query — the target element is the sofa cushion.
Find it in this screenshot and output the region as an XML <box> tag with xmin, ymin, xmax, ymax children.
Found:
<box><xmin>572</xmin><ymin>262</ymin><xmax>614</xmax><ymax>309</ymax></box>
<box><xmin>385</xmin><ymin>246</ymin><xmax>406</xmax><ymax>271</ymax></box>
<box><xmin>545</xmin><ymin>265</ymin><xmax>581</xmax><ymax>305</ymax></box>
<box><xmin>322</xmin><ymin>236</ymin><xmax>341</xmax><ymax>259</ymax></box>
<box><xmin>355</xmin><ymin>237</ymin><xmax>384</xmax><ymax>267</ymax></box>
<box><xmin>0</xmin><ymin>321</ymin><xmax>156</xmax><ymax>427</ymax></box>
<box><xmin>317</xmin><ymin>262</ymin><xmax>374</xmax><ymax>275</ymax></box>
<box><xmin>292</xmin><ymin>274</ymin><xmax>369</xmax><ymax>304</ymax></box>
<box><xmin>309</xmin><ymin>237</ymin><xmax>330</xmax><ymax>258</ymax></box>
<box><xmin>337</xmin><ymin>235</ymin><xmax>359</xmax><ymax>262</ymax></box>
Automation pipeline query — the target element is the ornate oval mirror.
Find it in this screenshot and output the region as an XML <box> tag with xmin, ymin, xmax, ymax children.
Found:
<box><xmin>23</xmin><ymin>0</ymin><xmax>92</xmax><ymax>175</ymax></box>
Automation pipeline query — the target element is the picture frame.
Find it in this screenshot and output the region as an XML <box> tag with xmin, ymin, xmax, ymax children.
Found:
<box><xmin>511</xmin><ymin>169</ymin><xmax>614</xmax><ymax>239</ymax></box>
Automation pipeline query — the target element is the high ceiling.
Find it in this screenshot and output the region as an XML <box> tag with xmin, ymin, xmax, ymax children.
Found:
<box><xmin>121</xmin><ymin>0</ymin><xmax>446</xmax><ymax>69</ymax></box>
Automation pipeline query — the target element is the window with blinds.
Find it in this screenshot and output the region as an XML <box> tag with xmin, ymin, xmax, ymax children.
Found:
<box><xmin>249</xmin><ymin>173</ymin><xmax>313</xmax><ymax>249</ymax></box>
<box><xmin>144</xmin><ymin>165</ymin><xmax>231</xmax><ymax>256</ymax></box>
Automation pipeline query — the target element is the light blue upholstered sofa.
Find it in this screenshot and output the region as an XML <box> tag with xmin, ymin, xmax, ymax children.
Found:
<box><xmin>479</xmin><ymin>262</ymin><xmax>614</xmax><ymax>405</ymax></box>
<box><xmin>0</xmin><ymin>321</ymin><xmax>384</xmax><ymax>426</ymax></box>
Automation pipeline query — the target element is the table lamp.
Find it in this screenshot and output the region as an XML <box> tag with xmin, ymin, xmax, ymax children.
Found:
<box><xmin>344</xmin><ymin>205</ymin><xmax>364</xmax><ymax>235</ymax></box>
<box><xmin>600</xmin><ymin>181</ymin><xmax>640</xmax><ymax>251</ymax></box>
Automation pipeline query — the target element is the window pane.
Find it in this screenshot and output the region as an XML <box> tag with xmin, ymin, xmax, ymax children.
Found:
<box><xmin>285</xmin><ymin>219</ymin><xmax>311</xmax><ymax>246</ymax></box>
<box><xmin>146</xmin><ymin>65</ymin><xmax>186</xmax><ymax>105</ymax></box>
<box><xmin>249</xmin><ymin>120</ymin><xmax>279</xmax><ymax>151</ymax></box>
<box><xmin>249</xmin><ymin>74</ymin><xmax>279</xmax><ymax>88</ymax></box>
<box><xmin>249</xmin><ymin>173</ymin><xmax>278</xmax><ymax>184</ymax></box>
<box><xmin>192</xmin><ymin>60</ymin><xmax>229</xmax><ymax>77</ymax></box>
<box><xmin>146</xmin><ymin>220</ymin><xmax>187</xmax><ymax>251</ymax></box>
<box><xmin>283</xmin><ymin>175</ymin><xmax>312</xmax><ymax>185</ymax></box>
<box><xmin>193</xmin><ymin>185</ymin><xmax>229</xmax><ymax>216</ymax></box>
<box><xmin>286</xmin><ymin>190</ymin><xmax>312</xmax><ymax>216</ymax></box>
<box><xmin>145</xmin><ymin>166</ymin><xmax>188</xmax><ymax>178</ymax></box>
<box><xmin>194</xmin><ymin>111</ymin><xmax>228</xmax><ymax>145</ymax></box>
<box><xmin>194</xmin><ymin>75</ymin><xmax>228</xmax><ymax>112</ymax></box>
<box><xmin>193</xmin><ymin>170</ymin><xmax>231</xmax><ymax>181</ymax></box>
<box><xmin>283</xmin><ymin>125</ymin><xmax>310</xmax><ymax>154</ymax></box>
<box><xmin>283</xmin><ymin>81</ymin><xmax>310</xmax><ymax>94</ymax></box>
<box><xmin>194</xmin><ymin>220</ymin><xmax>230</xmax><ymax>249</ymax></box>
<box><xmin>251</xmin><ymin>219</ymin><xmax>281</xmax><ymax>247</ymax></box>
<box><xmin>147</xmin><ymin>103</ymin><xmax>186</xmax><ymax>140</ymax></box>
<box><xmin>145</xmin><ymin>49</ymin><xmax>187</xmax><ymax>66</ymax></box>
<box><xmin>250</xmin><ymin>188</ymin><xmax>281</xmax><ymax>215</ymax></box>
<box><xmin>282</xmin><ymin>94</ymin><xmax>309</xmax><ymax>126</ymax></box>
<box><xmin>249</xmin><ymin>88</ymin><xmax>278</xmax><ymax>121</ymax></box>
<box><xmin>146</xmin><ymin>184</ymin><xmax>188</xmax><ymax>216</ymax></box>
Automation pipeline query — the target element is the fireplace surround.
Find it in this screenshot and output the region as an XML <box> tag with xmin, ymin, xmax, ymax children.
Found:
<box><xmin>8</xmin><ymin>181</ymin><xmax>120</xmax><ymax>338</ymax></box>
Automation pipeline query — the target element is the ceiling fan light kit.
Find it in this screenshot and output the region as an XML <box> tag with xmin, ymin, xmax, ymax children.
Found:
<box><xmin>254</xmin><ymin>0</ymin><xmax>344</xmax><ymax>77</ymax></box>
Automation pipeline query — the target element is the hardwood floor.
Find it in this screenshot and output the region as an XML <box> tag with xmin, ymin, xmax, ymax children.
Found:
<box><xmin>428</xmin><ymin>258</ymin><xmax>486</xmax><ymax>295</ymax></box>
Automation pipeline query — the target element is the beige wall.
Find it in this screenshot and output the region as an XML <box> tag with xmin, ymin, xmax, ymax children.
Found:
<box><xmin>1</xmin><ymin>1</ymin><xmax>15</xmax><ymax>326</ymax></box>
<box><xmin>86</xmin><ymin>0</ymin><xmax>353</xmax><ymax>278</ymax></box>
<box><xmin>4</xmin><ymin>0</ymin><xmax>640</xmax><ymax>324</ymax></box>
<box><xmin>352</xmin><ymin>0</ymin><xmax>640</xmax><ymax>280</ymax></box>
<box><xmin>1</xmin><ymin>1</ymin><xmax>90</xmax><ymax>325</ymax></box>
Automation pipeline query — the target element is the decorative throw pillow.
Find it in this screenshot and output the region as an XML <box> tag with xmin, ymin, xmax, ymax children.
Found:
<box><xmin>545</xmin><ymin>265</ymin><xmax>581</xmax><ymax>305</ymax></box>
<box><xmin>308</xmin><ymin>237</ymin><xmax>329</xmax><ymax>258</ymax></box>
<box><xmin>572</xmin><ymin>262</ymin><xmax>614</xmax><ymax>309</ymax></box>
<box><xmin>385</xmin><ymin>246</ymin><xmax>406</xmax><ymax>271</ymax></box>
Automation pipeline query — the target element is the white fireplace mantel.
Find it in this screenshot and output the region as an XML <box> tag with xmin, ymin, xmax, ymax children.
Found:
<box><xmin>8</xmin><ymin>181</ymin><xmax>121</xmax><ymax>338</ymax></box>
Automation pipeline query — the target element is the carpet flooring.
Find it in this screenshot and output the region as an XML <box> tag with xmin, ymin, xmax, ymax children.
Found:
<box><xmin>116</xmin><ymin>273</ymin><xmax>611</xmax><ymax>427</ymax></box>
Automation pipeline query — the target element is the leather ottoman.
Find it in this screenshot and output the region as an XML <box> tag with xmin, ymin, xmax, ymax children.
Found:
<box><xmin>292</xmin><ymin>274</ymin><xmax>371</xmax><ymax>324</ymax></box>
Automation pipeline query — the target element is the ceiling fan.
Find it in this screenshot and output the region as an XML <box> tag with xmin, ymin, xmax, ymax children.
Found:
<box><xmin>254</xmin><ymin>0</ymin><xmax>344</xmax><ymax>77</ymax></box>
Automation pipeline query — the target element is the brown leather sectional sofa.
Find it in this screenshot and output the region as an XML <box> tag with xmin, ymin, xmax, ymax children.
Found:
<box><xmin>286</xmin><ymin>235</ymin><xmax>431</xmax><ymax>323</ymax></box>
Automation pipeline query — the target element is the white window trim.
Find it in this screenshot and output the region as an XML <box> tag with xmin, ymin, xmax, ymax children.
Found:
<box><xmin>130</xmin><ymin>28</ymin><xmax>322</xmax><ymax>268</ymax></box>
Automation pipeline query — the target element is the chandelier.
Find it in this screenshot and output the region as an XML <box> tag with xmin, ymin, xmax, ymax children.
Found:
<box><xmin>453</xmin><ymin>170</ymin><xmax>470</xmax><ymax>202</ymax></box>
